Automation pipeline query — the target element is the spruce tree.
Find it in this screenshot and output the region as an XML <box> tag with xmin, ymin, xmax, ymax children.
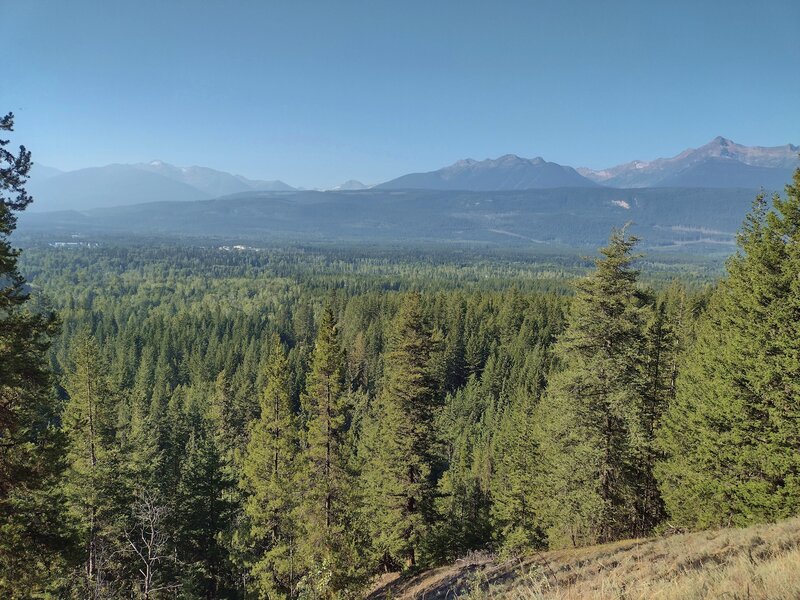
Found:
<box><xmin>0</xmin><ymin>112</ymin><xmax>70</xmax><ymax>596</ymax></box>
<box><xmin>657</xmin><ymin>170</ymin><xmax>800</xmax><ymax>529</ymax></box>
<box><xmin>633</xmin><ymin>287</ymin><xmax>686</xmax><ymax>534</ymax></box>
<box><xmin>294</xmin><ymin>306</ymin><xmax>363</xmax><ymax>594</ymax></box>
<box><xmin>62</xmin><ymin>334</ymin><xmax>125</xmax><ymax>596</ymax></box>
<box><xmin>491</xmin><ymin>379</ymin><xmax>547</xmax><ymax>555</ymax></box>
<box><xmin>534</xmin><ymin>229</ymin><xmax>648</xmax><ymax>546</ymax></box>
<box><xmin>121</xmin><ymin>394</ymin><xmax>162</xmax><ymax>503</ymax></box>
<box><xmin>209</xmin><ymin>369</ymin><xmax>238</xmax><ymax>456</ymax></box>
<box><xmin>241</xmin><ymin>335</ymin><xmax>299</xmax><ymax>598</ymax></box>
<box><xmin>172</xmin><ymin>425</ymin><xmax>236</xmax><ymax>597</ymax></box>
<box><xmin>362</xmin><ymin>292</ymin><xmax>439</xmax><ymax>569</ymax></box>
<box><xmin>432</xmin><ymin>377</ymin><xmax>492</xmax><ymax>562</ymax></box>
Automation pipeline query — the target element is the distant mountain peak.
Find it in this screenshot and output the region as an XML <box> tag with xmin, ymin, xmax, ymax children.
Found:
<box><xmin>580</xmin><ymin>137</ymin><xmax>798</xmax><ymax>189</ymax></box>
<box><xmin>450</xmin><ymin>158</ymin><xmax>478</xmax><ymax>169</ymax></box>
<box><xmin>378</xmin><ymin>153</ymin><xmax>597</xmax><ymax>191</ymax></box>
<box><xmin>136</xmin><ymin>160</ymin><xmax>295</xmax><ymax>194</ymax></box>
<box><xmin>329</xmin><ymin>179</ymin><xmax>370</xmax><ymax>191</ymax></box>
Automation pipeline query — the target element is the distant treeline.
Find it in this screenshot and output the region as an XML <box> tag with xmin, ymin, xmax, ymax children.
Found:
<box><xmin>18</xmin><ymin>184</ymin><xmax>758</xmax><ymax>251</ymax></box>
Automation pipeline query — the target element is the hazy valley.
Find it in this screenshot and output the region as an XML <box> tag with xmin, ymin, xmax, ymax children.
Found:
<box><xmin>20</xmin><ymin>137</ymin><xmax>798</xmax><ymax>256</ymax></box>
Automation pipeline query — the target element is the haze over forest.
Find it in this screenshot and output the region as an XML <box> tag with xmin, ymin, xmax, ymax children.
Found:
<box><xmin>19</xmin><ymin>136</ymin><xmax>799</xmax><ymax>253</ymax></box>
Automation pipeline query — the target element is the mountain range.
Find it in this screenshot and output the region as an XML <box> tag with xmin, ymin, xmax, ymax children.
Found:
<box><xmin>26</xmin><ymin>137</ymin><xmax>797</xmax><ymax>211</ymax></box>
<box><xmin>377</xmin><ymin>137</ymin><xmax>797</xmax><ymax>191</ymax></box>
<box><xmin>578</xmin><ymin>137</ymin><xmax>799</xmax><ymax>188</ymax></box>
<box><xmin>376</xmin><ymin>155</ymin><xmax>597</xmax><ymax>190</ymax></box>
<box><xmin>27</xmin><ymin>161</ymin><xmax>295</xmax><ymax>211</ymax></box>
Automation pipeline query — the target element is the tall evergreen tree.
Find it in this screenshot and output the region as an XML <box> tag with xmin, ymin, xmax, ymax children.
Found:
<box><xmin>241</xmin><ymin>335</ymin><xmax>299</xmax><ymax>599</ymax></box>
<box><xmin>491</xmin><ymin>363</ymin><xmax>548</xmax><ymax>555</ymax></box>
<box><xmin>534</xmin><ymin>229</ymin><xmax>648</xmax><ymax>546</ymax></box>
<box><xmin>633</xmin><ymin>287</ymin><xmax>686</xmax><ymax>534</ymax></box>
<box><xmin>294</xmin><ymin>307</ymin><xmax>363</xmax><ymax>595</ymax></box>
<box><xmin>657</xmin><ymin>170</ymin><xmax>800</xmax><ymax>529</ymax></box>
<box><xmin>362</xmin><ymin>292</ymin><xmax>439</xmax><ymax>569</ymax></box>
<box><xmin>121</xmin><ymin>393</ymin><xmax>162</xmax><ymax>502</ymax></box>
<box><xmin>62</xmin><ymin>334</ymin><xmax>126</xmax><ymax>596</ymax></box>
<box><xmin>172</xmin><ymin>425</ymin><xmax>236</xmax><ymax>597</ymax></box>
<box><xmin>0</xmin><ymin>112</ymin><xmax>70</xmax><ymax>596</ymax></box>
<box><xmin>209</xmin><ymin>369</ymin><xmax>239</xmax><ymax>457</ymax></box>
<box><xmin>432</xmin><ymin>377</ymin><xmax>492</xmax><ymax>562</ymax></box>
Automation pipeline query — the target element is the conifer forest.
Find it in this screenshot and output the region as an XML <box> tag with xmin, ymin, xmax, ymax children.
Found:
<box><xmin>4</xmin><ymin>110</ymin><xmax>800</xmax><ymax>599</ymax></box>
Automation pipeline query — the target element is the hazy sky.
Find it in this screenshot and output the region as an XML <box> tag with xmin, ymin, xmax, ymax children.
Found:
<box><xmin>3</xmin><ymin>1</ymin><xmax>799</xmax><ymax>188</ymax></box>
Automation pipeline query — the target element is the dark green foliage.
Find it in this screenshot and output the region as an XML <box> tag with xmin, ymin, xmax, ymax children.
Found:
<box><xmin>0</xmin><ymin>113</ymin><xmax>69</xmax><ymax>596</ymax></box>
<box><xmin>534</xmin><ymin>230</ymin><xmax>658</xmax><ymax>546</ymax></box>
<box><xmin>294</xmin><ymin>307</ymin><xmax>366</xmax><ymax>595</ymax></box>
<box><xmin>633</xmin><ymin>284</ymin><xmax>687</xmax><ymax>534</ymax></box>
<box><xmin>432</xmin><ymin>377</ymin><xmax>492</xmax><ymax>560</ymax></box>
<box><xmin>240</xmin><ymin>335</ymin><xmax>298</xmax><ymax>598</ymax></box>
<box><xmin>362</xmin><ymin>292</ymin><xmax>439</xmax><ymax>569</ymax></box>
<box><xmin>172</xmin><ymin>426</ymin><xmax>236</xmax><ymax>597</ymax></box>
<box><xmin>432</xmin><ymin>291</ymin><xmax>566</xmax><ymax>559</ymax></box>
<box><xmin>62</xmin><ymin>334</ymin><xmax>127</xmax><ymax>594</ymax></box>
<box><xmin>658</xmin><ymin>169</ymin><xmax>800</xmax><ymax>529</ymax></box>
<box><xmin>490</xmin><ymin>382</ymin><xmax>547</xmax><ymax>555</ymax></box>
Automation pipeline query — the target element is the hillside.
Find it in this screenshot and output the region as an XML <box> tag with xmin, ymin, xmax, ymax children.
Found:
<box><xmin>18</xmin><ymin>186</ymin><xmax>760</xmax><ymax>252</ymax></box>
<box><xmin>368</xmin><ymin>517</ymin><xmax>800</xmax><ymax>600</ymax></box>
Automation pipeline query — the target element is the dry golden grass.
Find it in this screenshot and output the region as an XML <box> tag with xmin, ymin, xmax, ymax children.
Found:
<box><xmin>368</xmin><ymin>517</ymin><xmax>800</xmax><ymax>600</ymax></box>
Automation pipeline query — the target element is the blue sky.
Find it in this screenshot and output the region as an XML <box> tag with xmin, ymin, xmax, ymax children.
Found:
<box><xmin>3</xmin><ymin>1</ymin><xmax>799</xmax><ymax>188</ymax></box>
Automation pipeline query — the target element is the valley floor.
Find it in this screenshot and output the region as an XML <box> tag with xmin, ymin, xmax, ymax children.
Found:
<box><xmin>368</xmin><ymin>518</ymin><xmax>800</xmax><ymax>600</ymax></box>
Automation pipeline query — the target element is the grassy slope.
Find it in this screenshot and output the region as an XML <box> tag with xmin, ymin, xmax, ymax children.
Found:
<box><xmin>367</xmin><ymin>518</ymin><xmax>800</xmax><ymax>600</ymax></box>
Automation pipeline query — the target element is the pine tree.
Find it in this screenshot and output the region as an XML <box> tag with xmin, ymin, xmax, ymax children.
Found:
<box><xmin>172</xmin><ymin>425</ymin><xmax>236</xmax><ymax>597</ymax></box>
<box><xmin>122</xmin><ymin>393</ymin><xmax>162</xmax><ymax>501</ymax></box>
<box><xmin>491</xmin><ymin>372</ymin><xmax>547</xmax><ymax>555</ymax></box>
<box><xmin>657</xmin><ymin>170</ymin><xmax>800</xmax><ymax>529</ymax></box>
<box><xmin>362</xmin><ymin>292</ymin><xmax>439</xmax><ymax>569</ymax></box>
<box><xmin>209</xmin><ymin>369</ymin><xmax>238</xmax><ymax>456</ymax></box>
<box><xmin>294</xmin><ymin>306</ymin><xmax>363</xmax><ymax>595</ymax></box>
<box><xmin>534</xmin><ymin>229</ymin><xmax>648</xmax><ymax>546</ymax></box>
<box><xmin>633</xmin><ymin>286</ymin><xmax>686</xmax><ymax>535</ymax></box>
<box><xmin>0</xmin><ymin>111</ymin><xmax>70</xmax><ymax>597</ymax></box>
<box><xmin>160</xmin><ymin>385</ymin><xmax>191</xmax><ymax>502</ymax></box>
<box><xmin>62</xmin><ymin>334</ymin><xmax>125</xmax><ymax>596</ymax></box>
<box><xmin>241</xmin><ymin>335</ymin><xmax>299</xmax><ymax>598</ymax></box>
<box><xmin>432</xmin><ymin>377</ymin><xmax>492</xmax><ymax>562</ymax></box>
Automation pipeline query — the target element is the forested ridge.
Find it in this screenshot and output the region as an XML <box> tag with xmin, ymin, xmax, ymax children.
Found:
<box><xmin>3</xmin><ymin>113</ymin><xmax>800</xmax><ymax>598</ymax></box>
